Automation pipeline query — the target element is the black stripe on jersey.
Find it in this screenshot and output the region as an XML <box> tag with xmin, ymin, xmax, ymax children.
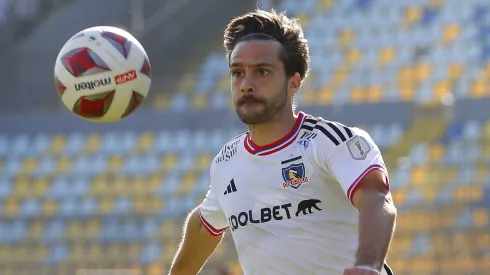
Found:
<box><xmin>301</xmin><ymin>124</ymin><xmax>314</xmax><ymax>131</ymax></box>
<box><xmin>326</xmin><ymin>122</ymin><xmax>347</xmax><ymax>142</ymax></box>
<box><xmin>315</xmin><ymin>125</ymin><xmax>340</xmax><ymax>146</ymax></box>
<box><xmin>304</xmin><ymin>118</ymin><xmax>318</xmax><ymax>125</ymax></box>
<box><xmin>281</xmin><ymin>156</ymin><xmax>302</xmax><ymax>164</ymax></box>
<box><xmin>343</xmin><ymin>125</ymin><xmax>353</xmax><ymax>138</ymax></box>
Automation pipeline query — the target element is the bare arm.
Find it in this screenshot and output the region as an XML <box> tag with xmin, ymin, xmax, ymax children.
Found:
<box><xmin>351</xmin><ymin>170</ymin><xmax>397</xmax><ymax>272</ymax></box>
<box><xmin>169</xmin><ymin>205</ymin><xmax>225</xmax><ymax>275</ymax></box>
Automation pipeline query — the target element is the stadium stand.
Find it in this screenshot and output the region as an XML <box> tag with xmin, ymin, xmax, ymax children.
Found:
<box><xmin>0</xmin><ymin>0</ymin><xmax>490</xmax><ymax>274</ymax></box>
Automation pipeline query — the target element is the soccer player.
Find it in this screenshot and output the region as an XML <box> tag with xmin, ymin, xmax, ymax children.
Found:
<box><xmin>169</xmin><ymin>9</ymin><xmax>397</xmax><ymax>275</ymax></box>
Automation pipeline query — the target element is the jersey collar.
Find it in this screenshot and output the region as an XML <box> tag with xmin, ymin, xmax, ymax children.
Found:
<box><xmin>244</xmin><ymin>112</ymin><xmax>307</xmax><ymax>156</ymax></box>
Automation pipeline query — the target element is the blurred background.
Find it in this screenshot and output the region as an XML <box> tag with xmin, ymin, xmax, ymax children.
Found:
<box><xmin>0</xmin><ymin>0</ymin><xmax>489</xmax><ymax>274</ymax></box>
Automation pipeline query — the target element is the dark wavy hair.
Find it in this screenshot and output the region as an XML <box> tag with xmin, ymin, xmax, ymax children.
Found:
<box><xmin>224</xmin><ymin>9</ymin><xmax>310</xmax><ymax>81</ymax></box>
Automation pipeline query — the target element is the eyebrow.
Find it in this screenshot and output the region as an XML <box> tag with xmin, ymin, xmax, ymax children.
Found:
<box><xmin>229</xmin><ymin>62</ymin><xmax>274</xmax><ymax>68</ymax></box>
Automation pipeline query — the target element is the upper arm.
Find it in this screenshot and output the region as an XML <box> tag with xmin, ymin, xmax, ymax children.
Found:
<box><xmin>313</xmin><ymin>125</ymin><xmax>390</xmax><ymax>206</ymax></box>
<box><xmin>199</xmin><ymin>162</ymin><xmax>229</xmax><ymax>236</ymax></box>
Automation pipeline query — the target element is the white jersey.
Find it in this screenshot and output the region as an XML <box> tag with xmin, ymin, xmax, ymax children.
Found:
<box><xmin>200</xmin><ymin>112</ymin><xmax>391</xmax><ymax>275</ymax></box>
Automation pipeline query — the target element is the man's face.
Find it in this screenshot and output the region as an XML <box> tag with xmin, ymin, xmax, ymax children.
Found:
<box><xmin>229</xmin><ymin>40</ymin><xmax>292</xmax><ymax>125</ymax></box>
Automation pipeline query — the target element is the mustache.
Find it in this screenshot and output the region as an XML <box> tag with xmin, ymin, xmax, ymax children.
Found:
<box><xmin>237</xmin><ymin>95</ymin><xmax>263</xmax><ymax>105</ymax></box>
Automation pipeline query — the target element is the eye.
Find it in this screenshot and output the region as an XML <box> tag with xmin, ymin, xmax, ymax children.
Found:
<box><xmin>258</xmin><ymin>69</ymin><xmax>269</xmax><ymax>76</ymax></box>
<box><xmin>231</xmin><ymin>71</ymin><xmax>243</xmax><ymax>78</ymax></box>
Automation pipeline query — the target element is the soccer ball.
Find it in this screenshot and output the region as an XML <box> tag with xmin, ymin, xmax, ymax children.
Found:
<box><xmin>54</xmin><ymin>26</ymin><xmax>151</xmax><ymax>122</ymax></box>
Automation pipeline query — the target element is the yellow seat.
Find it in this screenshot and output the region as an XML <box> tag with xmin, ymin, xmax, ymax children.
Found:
<box><xmin>161</xmin><ymin>154</ymin><xmax>178</xmax><ymax>171</ymax></box>
<box><xmin>191</xmin><ymin>94</ymin><xmax>208</xmax><ymax>110</ymax></box>
<box><xmin>66</xmin><ymin>220</ymin><xmax>83</xmax><ymax>240</ymax></box>
<box><xmin>84</xmin><ymin>133</ymin><xmax>101</xmax><ymax>154</ymax></box>
<box><xmin>32</xmin><ymin>178</ymin><xmax>49</xmax><ymax>197</ymax></box>
<box><xmin>345</xmin><ymin>49</ymin><xmax>362</xmax><ymax>67</ymax></box>
<box><xmin>22</xmin><ymin>157</ymin><xmax>38</xmax><ymax>175</ymax></box>
<box><xmin>176</xmin><ymin>73</ymin><xmax>196</xmax><ymax>93</ymax></box>
<box><xmin>402</xmin><ymin>6</ymin><xmax>422</xmax><ymax>27</ymax></box>
<box><xmin>442</xmin><ymin>23</ymin><xmax>461</xmax><ymax>44</ymax></box>
<box><xmin>107</xmin><ymin>155</ymin><xmax>124</xmax><ymax>174</ymax></box>
<box><xmin>300</xmin><ymin>89</ymin><xmax>318</xmax><ymax>105</ymax></box>
<box><xmin>13</xmin><ymin>177</ymin><xmax>30</xmax><ymax>197</ymax></box>
<box><xmin>91</xmin><ymin>175</ymin><xmax>110</xmax><ymax>196</ymax></box>
<box><xmin>421</xmin><ymin>186</ymin><xmax>437</xmax><ymax>203</ymax></box>
<box><xmin>179</xmin><ymin>172</ymin><xmax>197</xmax><ymax>195</ymax></box>
<box><xmin>152</xmin><ymin>93</ymin><xmax>171</xmax><ymax>110</ymax></box>
<box><xmin>452</xmin><ymin>185</ymin><xmax>483</xmax><ymax>203</ymax></box>
<box><xmin>317</xmin><ymin>0</ymin><xmax>333</xmax><ymax>11</ymax></box>
<box><xmin>318</xmin><ymin>86</ymin><xmax>334</xmax><ymax>105</ymax></box>
<box><xmin>410</xmin><ymin>257</ymin><xmax>437</xmax><ymax>274</ymax></box>
<box><xmin>54</xmin><ymin>156</ymin><xmax>72</xmax><ymax>175</ymax></box>
<box><xmin>4</xmin><ymin>197</ymin><xmax>19</xmax><ymax>217</ymax></box>
<box><xmin>415</xmin><ymin>63</ymin><xmax>431</xmax><ymax>84</ymax></box>
<box><xmin>215</xmin><ymin>73</ymin><xmax>230</xmax><ymax>92</ymax></box>
<box><xmin>391</xmin><ymin>189</ymin><xmax>406</xmax><ymax>205</ymax></box>
<box><xmin>473</xmin><ymin>208</ymin><xmax>489</xmax><ymax>228</ymax></box>
<box><xmin>148</xmin><ymin>263</ymin><xmax>164</xmax><ymax>275</ymax></box>
<box><xmin>147</xmin><ymin>197</ymin><xmax>163</xmax><ymax>213</ymax></box>
<box><xmin>195</xmin><ymin>153</ymin><xmax>212</xmax><ymax>170</ymax></box>
<box><xmin>350</xmin><ymin>86</ymin><xmax>365</xmax><ymax>104</ymax></box>
<box><xmin>411</xmin><ymin>165</ymin><xmax>428</xmax><ymax>185</ymax></box>
<box><xmin>471</xmin><ymin>79</ymin><xmax>487</xmax><ymax>98</ymax></box>
<box><xmin>86</xmin><ymin>219</ymin><xmax>102</xmax><ymax>239</ymax></box>
<box><xmin>164</xmin><ymin>243</ymin><xmax>177</xmax><ymax>262</ymax></box>
<box><xmin>429</xmin><ymin>143</ymin><xmax>445</xmax><ymax>162</ymax></box>
<box><xmin>433</xmin><ymin>80</ymin><xmax>451</xmax><ymax>102</ymax></box>
<box><xmin>160</xmin><ymin>220</ymin><xmax>177</xmax><ymax>239</ymax></box>
<box><xmin>330</xmin><ymin>66</ymin><xmax>348</xmax><ymax>87</ymax></box>
<box><xmin>337</xmin><ymin>29</ymin><xmax>356</xmax><ymax>49</ymax></box>
<box><xmin>378</xmin><ymin>47</ymin><xmax>395</xmax><ymax>67</ymax></box>
<box><xmin>99</xmin><ymin>197</ymin><xmax>114</xmax><ymax>214</ymax></box>
<box><xmin>449</xmin><ymin>63</ymin><xmax>464</xmax><ymax>81</ymax></box>
<box><xmin>41</xmin><ymin>200</ymin><xmax>57</xmax><ymax>217</ymax></box>
<box><xmin>27</xmin><ymin>220</ymin><xmax>44</xmax><ymax>241</ymax></box>
<box><xmin>366</xmin><ymin>86</ymin><xmax>382</xmax><ymax>103</ymax></box>
<box><xmin>295</xmin><ymin>13</ymin><xmax>310</xmax><ymax>26</ymax></box>
<box><xmin>475</xmin><ymin>164</ymin><xmax>487</xmax><ymax>182</ymax></box>
<box><xmin>136</xmin><ymin>132</ymin><xmax>155</xmax><ymax>153</ymax></box>
<box><xmin>49</xmin><ymin>134</ymin><xmax>66</xmax><ymax>155</ymax></box>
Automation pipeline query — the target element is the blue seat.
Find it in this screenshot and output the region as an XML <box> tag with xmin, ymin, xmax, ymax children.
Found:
<box><xmin>169</xmin><ymin>94</ymin><xmax>189</xmax><ymax>112</ymax></box>
<box><xmin>31</xmin><ymin>134</ymin><xmax>50</xmax><ymax>156</ymax></box>
<box><xmin>113</xmin><ymin>196</ymin><xmax>132</xmax><ymax>215</ymax></box>
<box><xmin>33</xmin><ymin>157</ymin><xmax>56</xmax><ymax>178</ymax></box>
<box><xmin>210</xmin><ymin>93</ymin><xmax>229</xmax><ymax>110</ymax></box>
<box><xmin>42</xmin><ymin>221</ymin><xmax>66</xmax><ymax>243</ymax></box>
<box><xmin>2</xmin><ymin>158</ymin><xmax>22</xmax><ymax>177</ymax></box>
<box><xmin>0</xmin><ymin>135</ymin><xmax>7</xmax><ymax>157</ymax></box>
<box><xmin>63</xmin><ymin>133</ymin><xmax>85</xmax><ymax>156</ymax></box>
<box><xmin>19</xmin><ymin>199</ymin><xmax>40</xmax><ymax>218</ymax></box>
<box><xmin>140</xmin><ymin>243</ymin><xmax>161</xmax><ymax>264</ymax></box>
<box><xmin>10</xmin><ymin>134</ymin><xmax>30</xmax><ymax>157</ymax></box>
<box><xmin>0</xmin><ymin>179</ymin><xmax>12</xmax><ymax>200</ymax></box>
<box><xmin>141</xmin><ymin>218</ymin><xmax>158</xmax><ymax>239</ymax></box>
<box><xmin>45</xmin><ymin>243</ymin><xmax>68</xmax><ymax>265</ymax></box>
<box><xmin>157</xmin><ymin>173</ymin><xmax>182</xmax><ymax>196</ymax></box>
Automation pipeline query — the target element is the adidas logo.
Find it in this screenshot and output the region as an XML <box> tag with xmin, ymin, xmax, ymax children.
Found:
<box><xmin>224</xmin><ymin>179</ymin><xmax>237</xmax><ymax>195</ymax></box>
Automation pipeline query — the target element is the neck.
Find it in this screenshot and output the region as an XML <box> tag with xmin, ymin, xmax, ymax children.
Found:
<box><xmin>247</xmin><ymin>110</ymin><xmax>298</xmax><ymax>146</ymax></box>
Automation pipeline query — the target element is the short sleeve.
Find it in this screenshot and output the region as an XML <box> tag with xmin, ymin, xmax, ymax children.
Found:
<box><xmin>317</xmin><ymin>128</ymin><xmax>389</xmax><ymax>204</ymax></box>
<box><xmin>199</xmin><ymin>166</ymin><xmax>229</xmax><ymax>236</ymax></box>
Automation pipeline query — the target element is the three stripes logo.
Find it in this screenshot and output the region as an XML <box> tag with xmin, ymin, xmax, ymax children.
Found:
<box><xmin>224</xmin><ymin>179</ymin><xmax>238</xmax><ymax>195</ymax></box>
<box><xmin>301</xmin><ymin>117</ymin><xmax>353</xmax><ymax>146</ymax></box>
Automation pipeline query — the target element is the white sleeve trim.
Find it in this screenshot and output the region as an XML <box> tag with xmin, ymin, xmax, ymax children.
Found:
<box><xmin>199</xmin><ymin>210</ymin><xmax>228</xmax><ymax>236</ymax></box>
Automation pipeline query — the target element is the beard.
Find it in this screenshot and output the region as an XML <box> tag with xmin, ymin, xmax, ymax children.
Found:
<box><xmin>234</xmin><ymin>82</ymin><xmax>288</xmax><ymax>125</ymax></box>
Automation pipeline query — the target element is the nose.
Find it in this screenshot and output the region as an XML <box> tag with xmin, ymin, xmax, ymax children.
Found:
<box><xmin>240</xmin><ymin>77</ymin><xmax>255</xmax><ymax>94</ymax></box>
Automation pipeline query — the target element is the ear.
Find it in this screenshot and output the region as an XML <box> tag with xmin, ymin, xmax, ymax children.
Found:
<box><xmin>289</xmin><ymin>72</ymin><xmax>302</xmax><ymax>95</ymax></box>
